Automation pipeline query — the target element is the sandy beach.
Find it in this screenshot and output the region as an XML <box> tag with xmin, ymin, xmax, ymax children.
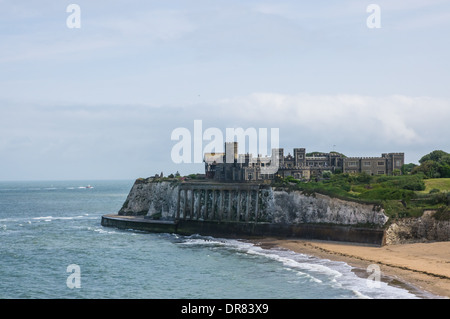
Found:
<box><xmin>254</xmin><ymin>238</ymin><xmax>450</xmax><ymax>298</ymax></box>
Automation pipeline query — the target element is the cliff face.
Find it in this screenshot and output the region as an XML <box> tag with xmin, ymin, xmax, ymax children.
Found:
<box><xmin>119</xmin><ymin>179</ymin><xmax>388</xmax><ymax>227</ymax></box>
<box><xmin>268</xmin><ymin>189</ymin><xmax>388</xmax><ymax>227</ymax></box>
<box><xmin>117</xmin><ymin>179</ymin><xmax>449</xmax><ymax>244</ymax></box>
<box><xmin>118</xmin><ymin>179</ymin><xmax>179</xmax><ymax>217</ymax></box>
<box><xmin>385</xmin><ymin>211</ymin><xmax>450</xmax><ymax>245</ymax></box>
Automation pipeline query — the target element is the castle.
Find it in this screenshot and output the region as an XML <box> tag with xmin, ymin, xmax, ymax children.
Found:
<box><xmin>204</xmin><ymin>142</ymin><xmax>404</xmax><ymax>182</ymax></box>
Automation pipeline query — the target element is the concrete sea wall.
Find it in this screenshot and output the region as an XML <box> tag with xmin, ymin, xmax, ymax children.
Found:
<box><xmin>102</xmin><ymin>214</ymin><xmax>386</xmax><ymax>245</ymax></box>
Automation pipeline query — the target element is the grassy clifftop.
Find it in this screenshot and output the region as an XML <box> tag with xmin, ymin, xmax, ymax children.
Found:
<box><xmin>275</xmin><ymin>174</ymin><xmax>450</xmax><ymax>220</ymax></box>
<box><xmin>419</xmin><ymin>178</ymin><xmax>450</xmax><ymax>194</ymax></box>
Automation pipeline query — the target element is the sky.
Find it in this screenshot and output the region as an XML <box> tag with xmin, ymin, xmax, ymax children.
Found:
<box><xmin>0</xmin><ymin>0</ymin><xmax>449</xmax><ymax>181</ymax></box>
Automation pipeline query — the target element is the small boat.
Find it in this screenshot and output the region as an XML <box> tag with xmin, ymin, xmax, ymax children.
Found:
<box><xmin>78</xmin><ymin>185</ymin><xmax>94</xmax><ymax>189</ymax></box>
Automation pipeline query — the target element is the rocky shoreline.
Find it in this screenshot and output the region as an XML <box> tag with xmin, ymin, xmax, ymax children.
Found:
<box><xmin>385</xmin><ymin>211</ymin><xmax>450</xmax><ymax>245</ymax></box>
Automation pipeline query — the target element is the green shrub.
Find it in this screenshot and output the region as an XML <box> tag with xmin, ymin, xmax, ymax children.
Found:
<box><xmin>358</xmin><ymin>188</ymin><xmax>416</xmax><ymax>201</ymax></box>
<box><xmin>399</xmin><ymin>176</ymin><xmax>426</xmax><ymax>191</ymax></box>
<box><xmin>322</xmin><ymin>171</ymin><xmax>332</xmax><ymax>179</ymax></box>
<box><xmin>434</xmin><ymin>206</ymin><xmax>450</xmax><ymax>221</ymax></box>
<box><xmin>430</xmin><ymin>192</ymin><xmax>449</xmax><ymax>205</ymax></box>
<box><xmin>374</xmin><ymin>175</ymin><xmax>425</xmax><ymax>191</ymax></box>
<box><xmin>356</xmin><ymin>172</ymin><xmax>372</xmax><ymax>184</ymax></box>
<box><xmin>351</xmin><ymin>185</ymin><xmax>367</xmax><ymax>193</ymax></box>
<box><xmin>285</xmin><ymin>176</ymin><xmax>300</xmax><ymax>183</ymax></box>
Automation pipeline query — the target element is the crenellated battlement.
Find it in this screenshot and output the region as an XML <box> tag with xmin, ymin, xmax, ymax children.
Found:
<box><xmin>205</xmin><ymin>143</ymin><xmax>405</xmax><ymax>181</ymax></box>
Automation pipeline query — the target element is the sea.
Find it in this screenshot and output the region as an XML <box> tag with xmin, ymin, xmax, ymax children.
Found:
<box><xmin>0</xmin><ymin>180</ymin><xmax>436</xmax><ymax>299</ymax></box>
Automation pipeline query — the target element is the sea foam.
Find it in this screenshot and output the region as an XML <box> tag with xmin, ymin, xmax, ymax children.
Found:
<box><xmin>177</xmin><ymin>235</ymin><xmax>420</xmax><ymax>299</ymax></box>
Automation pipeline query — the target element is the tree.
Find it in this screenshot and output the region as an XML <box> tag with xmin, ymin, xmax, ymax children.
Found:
<box><xmin>401</xmin><ymin>163</ymin><xmax>417</xmax><ymax>175</ymax></box>
<box><xmin>439</xmin><ymin>155</ymin><xmax>450</xmax><ymax>178</ymax></box>
<box><xmin>419</xmin><ymin>150</ymin><xmax>448</xmax><ymax>164</ymax></box>
<box><xmin>329</xmin><ymin>151</ymin><xmax>347</xmax><ymax>158</ymax></box>
<box><xmin>412</xmin><ymin>160</ymin><xmax>440</xmax><ymax>178</ymax></box>
<box><xmin>440</xmin><ymin>154</ymin><xmax>450</xmax><ymax>165</ymax></box>
<box><xmin>413</xmin><ymin>150</ymin><xmax>450</xmax><ymax>178</ymax></box>
<box><xmin>439</xmin><ymin>163</ymin><xmax>450</xmax><ymax>178</ymax></box>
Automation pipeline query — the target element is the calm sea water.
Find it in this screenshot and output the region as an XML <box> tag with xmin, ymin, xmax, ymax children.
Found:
<box><xmin>0</xmin><ymin>180</ymin><xmax>431</xmax><ymax>299</ymax></box>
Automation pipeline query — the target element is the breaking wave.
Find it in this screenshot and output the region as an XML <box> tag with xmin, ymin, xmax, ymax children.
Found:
<box><xmin>177</xmin><ymin>235</ymin><xmax>421</xmax><ymax>299</ymax></box>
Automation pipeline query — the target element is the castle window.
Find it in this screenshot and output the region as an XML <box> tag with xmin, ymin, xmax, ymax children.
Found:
<box><xmin>348</xmin><ymin>161</ymin><xmax>357</xmax><ymax>167</ymax></box>
<box><xmin>378</xmin><ymin>161</ymin><xmax>385</xmax><ymax>166</ymax></box>
<box><xmin>377</xmin><ymin>170</ymin><xmax>385</xmax><ymax>175</ymax></box>
<box><xmin>395</xmin><ymin>160</ymin><xmax>401</xmax><ymax>167</ymax></box>
<box><xmin>363</xmin><ymin>161</ymin><xmax>371</xmax><ymax>167</ymax></box>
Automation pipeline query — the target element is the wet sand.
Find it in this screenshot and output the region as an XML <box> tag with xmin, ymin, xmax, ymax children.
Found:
<box><xmin>253</xmin><ymin>238</ymin><xmax>450</xmax><ymax>298</ymax></box>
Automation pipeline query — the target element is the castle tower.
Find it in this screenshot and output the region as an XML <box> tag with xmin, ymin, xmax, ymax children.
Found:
<box><xmin>383</xmin><ymin>153</ymin><xmax>405</xmax><ymax>175</ymax></box>
<box><xmin>294</xmin><ymin>148</ymin><xmax>306</xmax><ymax>167</ymax></box>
